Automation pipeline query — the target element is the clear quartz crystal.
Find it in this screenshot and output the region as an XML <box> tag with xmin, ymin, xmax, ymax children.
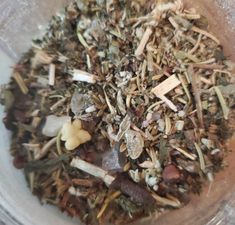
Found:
<box><xmin>102</xmin><ymin>143</ymin><xmax>125</xmax><ymax>171</ymax></box>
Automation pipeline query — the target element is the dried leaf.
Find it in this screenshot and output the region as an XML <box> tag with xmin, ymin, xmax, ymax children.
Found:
<box><xmin>116</xmin><ymin>115</ymin><xmax>131</xmax><ymax>141</ymax></box>
<box><xmin>125</xmin><ymin>130</ymin><xmax>144</xmax><ymax>160</ymax></box>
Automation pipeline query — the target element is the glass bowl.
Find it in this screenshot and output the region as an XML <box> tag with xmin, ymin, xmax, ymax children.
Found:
<box><xmin>0</xmin><ymin>0</ymin><xmax>234</xmax><ymax>224</ymax></box>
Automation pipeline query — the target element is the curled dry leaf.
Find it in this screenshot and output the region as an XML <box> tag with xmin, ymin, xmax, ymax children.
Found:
<box><xmin>3</xmin><ymin>0</ymin><xmax>234</xmax><ymax>224</ymax></box>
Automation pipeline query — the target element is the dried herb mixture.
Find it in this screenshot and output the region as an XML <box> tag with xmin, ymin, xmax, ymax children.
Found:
<box><xmin>1</xmin><ymin>0</ymin><xmax>235</xmax><ymax>224</ymax></box>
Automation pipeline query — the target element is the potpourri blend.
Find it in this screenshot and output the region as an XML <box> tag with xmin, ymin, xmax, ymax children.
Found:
<box><xmin>1</xmin><ymin>0</ymin><xmax>235</xmax><ymax>224</ymax></box>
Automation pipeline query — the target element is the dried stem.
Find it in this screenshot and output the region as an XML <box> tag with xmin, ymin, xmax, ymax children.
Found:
<box><xmin>171</xmin><ymin>145</ymin><xmax>196</xmax><ymax>160</ymax></box>
<box><xmin>35</xmin><ymin>137</ymin><xmax>57</xmax><ymax>160</ymax></box>
<box><xmin>49</xmin><ymin>64</ymin><xmax>56</xmax><ymax>86</ymax></box>
<box><xmin>72</xmin><ymin>69</ymin><xmax>98</xmax><ymax>84</ymax></box>
<box><xmin>12</xmin><ymin>72</ymin><xmax>29</xmax><ymax>94</ymax></box>
<box><xmin>135</xmin><ymin>27</ymin><xmax>153</xmax><ymax>57</ymax></box>
<box><xmin>189</xmin><ymin>34</ymin><xmax>202</xmax><ymax>54</ymax></box>
<box><xmin>97</xmin><ymin>191</ymin><xmax>121</xmax><ymax>218</ymax></box>
<box><xmin>191</xmin><ymin>26</ymin><xmax>220</xmax><ymax>45</ymax></box>
<box><xmin>188</xmin><ymin>66</ymin><xmax>204</xmax><ymax>129</ymax></box>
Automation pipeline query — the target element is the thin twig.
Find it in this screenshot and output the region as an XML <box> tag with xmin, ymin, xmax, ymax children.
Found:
<box><xmin>12</xmin><ymin>72</ymin><xmax>29</xmax><ymax>94</ymax></box>
<box><xmin>70</xmin><ymin>158</ymin><xmax>115</xmax><ymax>186</ymax></box>
<box><xmin>49</xmin><ymin>64</ymin><xmax>56</xmax><ymax>86</ymax></box>
<box><xmin>35</xmin><ymin>137</ymin><xmax>57</xmax><ymax>160</ymax></box>
<box><xmin>171</xmin><ymin>145</ymin><xmax>196</xmax><ymax>160</ymax></box>
<box><xmin>191</xmin><ymin>26</ymin><xmax>220</xmax><ymax>45</ymax></box>
<box><xmin>135</xmin><ymin>27</ymin><xmax>153</xmax><ymax>57</ymax></box>
<box><xmin>189</xmin><ymin>34</ymin><xmax>202</xmax><ymax>54</ymax></box>
<box><xmin>97</xmin><ymin>191</ymin><xmax>121</xmax><ymax>218</ymax></box>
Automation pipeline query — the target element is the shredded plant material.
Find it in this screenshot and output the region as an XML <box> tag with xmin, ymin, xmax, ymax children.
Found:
<box><xmin>1</xmin><ymin>0</ymin><xmax>235</xmax><ymax>224</ymax></box>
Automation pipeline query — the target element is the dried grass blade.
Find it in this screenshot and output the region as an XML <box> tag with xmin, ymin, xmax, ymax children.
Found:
<box><xmin>97</xmin><ymin>191</ymin><xmax>122</xmax><ymax>219</ymax></box>
<box><xmin>189</xmin><ymin>34</ymin><xmax>202</xmax><ymax>54</ymax></box>
<box><xmin>188</xmin><ymin>66</ymin><xmax>204</xmax><ymax>128</ymax></box>
<box><xmin>178</xmin><ymin>74</ymin><xmax>191</xmax><ymax>102</ymax></box>
<box><xmin>35</xmin><ymin>137</ymin><xmax>57</xmax><ymax>160</ymax></box>
<box><xmin>77</xmin><ymin>32</ymin><xmax>90</xmax><ymax>49</ymax></box>
<box><xmin>194</xmin><ymin>142</ymin><xmax>206</xmax><ymax>172</ymax></box>
<box><xmin>56</xmin><ymin>130</ymin><xmax>62</xmax><ymax>155</ymax></box>
<box><xmin>103</xmin><ymin>88</ymin><xmax>116</xmax><ymax>114</ymax></box>
<box><xmin>152</xmin><ymin>192</ymin><xmax>181</xmax><ymax>208</ymax></box>
<box><xmin>214</xmin><ymin>86</ymin><xmax>229</xmax><ymax>120</ymax></box>
<box><xmin>12</xmin><ymin>72</ymin><xmax>29</xmax><ymax>94</ymax></box>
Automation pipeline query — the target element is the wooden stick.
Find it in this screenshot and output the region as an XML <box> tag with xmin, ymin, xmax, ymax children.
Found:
<box><xmin>151</xmin><ymin>74</ymin><xmax>181</xmax><ymax>96</ymax></box>
<box><xmin>191</xmin><ymin>26</ymin><xmax>220</xmax><ymax>45</ymax></box>
<box><xmin>72</xmin><ymin>69</ymin><xmax>98</xmax><ymax>84</ymax></box>
<box><xmin>49</xmin><ymin>64</ymin><xmax>56</xmax><ymax>86</ymax></box>
<box><xmin>171</xmin><ymin>145</ymin><xmax>196</xmax><ymax>160</ymax></box>
<box><xmin>159</xmin><ymin>95</ymin><xmax>178</xmax><ymax>112</ymax></box>
<box><xmin>135</xmin><ymin>27</ymin><xmax>153</xmax><ymax>57</ymax></box>
<box><xmin>71</xmin><ymin>158</ymin><xmax>115</xmax><ymax>186</ymax></box>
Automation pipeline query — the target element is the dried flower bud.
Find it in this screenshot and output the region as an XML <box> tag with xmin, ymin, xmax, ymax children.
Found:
<box><xmin>61</xmin><ymin>119</ymin><xmax>91</xmax><ymax>150</ymax></box>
